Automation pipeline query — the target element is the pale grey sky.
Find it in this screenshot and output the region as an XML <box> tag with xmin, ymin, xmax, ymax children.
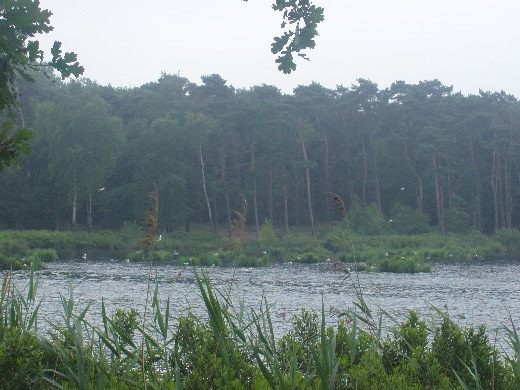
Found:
<box><xmin>37</xmin><ymin>0</ymin><xmax>520</xmax><ymax>96</ymax></box>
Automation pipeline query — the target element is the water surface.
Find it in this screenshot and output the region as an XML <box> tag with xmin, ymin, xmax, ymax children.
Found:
<box><xmin>7</xmin><ymin>260</ymin><xmax>520</xmax><ymax>344</ymax></box>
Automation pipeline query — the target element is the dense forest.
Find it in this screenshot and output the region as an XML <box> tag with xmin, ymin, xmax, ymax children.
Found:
<box><xmin>1</xmin><ymin>72</ymin><xmax>519</xmax><ymax>236</ymax></box>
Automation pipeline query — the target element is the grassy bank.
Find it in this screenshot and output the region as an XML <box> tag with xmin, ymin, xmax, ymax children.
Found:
<box><xmin>1</xmin><ymin>268</ymin><xmax>520</xmax><ymax>389</ymax></box>
<box><xmin>0</xmin><ymin>226</ymin><xmax>519</xmax><ymax>273</ymax></box>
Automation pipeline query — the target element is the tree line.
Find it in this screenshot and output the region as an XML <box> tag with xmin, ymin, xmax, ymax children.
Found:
<box><xmin>0</xmin><ymin>73</ymin><xmax>518</xmax><ymax>235</ymax></box>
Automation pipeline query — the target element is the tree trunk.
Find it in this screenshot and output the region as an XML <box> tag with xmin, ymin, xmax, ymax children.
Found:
<box><xmin>491</xmin><ymin>134</ymin><xmax>500</xmax><ymax>233</ymax></box>
<box><xmin>322</xmin><ymin>135</ymin><xmax>331</xmax><ymax>222</ymax></box>
<box><xmin>497</xmin><ymin>156</ymin><xmax>505</xmax><ymax>228</ymax></box>
<box><xmin>87</xmin><ymin>186</ymin><xmax>92</xmax><ymax>233</ymax></box>
<box><xmin>369</xmin><ymin>134</ymin><xmax>382</xmax><ymax>214</ymax></box>
<box><xmin>267</xmin><ymin>157</ymin><xmax>274</xmax><ymax>224</ymax></box>
<box><xmin>199</xmin><ymin>144</ymin><xmax>216</xmax><ymax>234</ymax></box>
<box><xmin>468</xmin><ymin>135</ymin><xmax>482</xmax><ymax>231</ymax></box>
<box><xmin>298</xmin><ymin>131</ymin><xmax>316</xmax><ymax>236</ymax></box>
<box><xmin>505</xmin><ymin>153</ymin><xmax>513</xmax><ymax>229</ymax></box>
<box><xmin>282</xmin><ymin>169</ymin><xmax>289</xmax><ymax>235</ymax></box>
<box><xmin>218</xmin><ymin>145</ymin><xmax>232</xmax><ymax>233</ymax></box>
<box><xmin>401</xmin><ymin>138</ymin><xmax>424</xmax><ymax>212</ymax></box>
<box><xmin>71</xmin><ymin>183</ymin><xmax>77</xmax><ymax>232</ymax></box>
<box><xmin>433</xmin><ymin>155</ymin><xmax>445</xmax><ymax>235</ymax></box>
<box><xmin>250</xmin><ymin>140</ymin><xmax>260</xmax><ymax>239</ymax></box>
<box><xmin>361</xmin><ymin>140</ymin><xmax>368</xmax><ymax>207</ymax></box>
<box><xmin>340</xmin><ymin>115</ymin><xmax>355</xmax><ymax>206</ymax></box>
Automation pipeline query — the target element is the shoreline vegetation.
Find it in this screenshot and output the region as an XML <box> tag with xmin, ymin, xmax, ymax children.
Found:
<box><xmin>1</xmin><ymin>225</ymin><xmax>519</xmax><ymax>272</ymax></box>
<box><xmin>2</xmin><ymin>267</ymin><xmax>520</xmax><ymax>389</ymax></box>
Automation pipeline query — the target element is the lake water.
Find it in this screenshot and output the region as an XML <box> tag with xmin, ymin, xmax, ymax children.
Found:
<box><xmin>6</xmin><ymin>259</ymin><xmax>520</xmax><ymax>347</ymax></box>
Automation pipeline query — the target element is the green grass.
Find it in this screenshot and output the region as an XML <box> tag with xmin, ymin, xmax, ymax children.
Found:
<box><xmin>0</xmin><ymin>227</ymin><xmax>516</xmax><ymax>273</ymax></box>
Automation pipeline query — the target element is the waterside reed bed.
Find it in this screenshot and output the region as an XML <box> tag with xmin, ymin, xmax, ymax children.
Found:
<box><xmin>1</xmin><ymin>227</ymin><xmax>518</xmax><ymax>272</ymax></box>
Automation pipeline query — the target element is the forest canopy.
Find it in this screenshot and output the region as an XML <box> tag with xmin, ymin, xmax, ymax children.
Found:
<box><xmin>0</xmin><ymin>73</ymin><xmax>518</xmax><ymax>236</ymax></box>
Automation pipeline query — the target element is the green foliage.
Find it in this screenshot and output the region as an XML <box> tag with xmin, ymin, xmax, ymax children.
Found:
<box><xmin>370</xmin><ymin>255</ymin><xmax>431</xmax><ymax>274</ymax></box>
<box><xmin>0</xmin><ymin>0</ymin><xmax>83</xmax><ymax>170</ymax></box>
<box><xmin>389</xmin><ymin>204</ymin><xmax>433</xmax><ymax>235</ymax></box>
<box><xmin>0</xmin><ymin>253</ymin><xmax>31</xmax><ymax>270</ymax></box>
<box><xmin>347</xmin><ymin>203</ymin><xmax>390</xmax><ymax>235</ymax></box>
<box><xmin>127</xmin><ymin>250</ymin><xmax>174</xmax><ymax>263</ymax></box>
<box><xmin>270</xmin><ymin>0</ymin><xmax>325</xmax><ymax>74</ymax></box>
<box><xmin>0</xmin><ymin>327</ymin><xmax>48</xmax><ymax>390</ymax></box>
<box><xmin>0</xmin><ymin>120</ymin><xmax>32</xmax><ymax>171</ymax></box>
<box><xmin>495</xmin><ymin>228</ymin><xmax>520</xmax><ymax>255</ymax></box>
<box><xmin>259</xmin><ymin>219</ymin><xmax>278</xmax><ymax>248</ymax></box>
<box><xmin>289</xmin><ymin>252</ymin><xmax>320</xmax><ymax>264</ymax></box>
<box><xmin>31</xmin><ymin>248</ymin><xmax>58</xmax><ymax>262</ymax></box>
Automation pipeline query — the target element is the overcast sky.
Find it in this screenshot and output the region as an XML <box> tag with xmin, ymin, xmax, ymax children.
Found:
<box><xmin>37</xmin><ymin>0</ymin><xmax>520</xmax><ymax>96</ymax></box>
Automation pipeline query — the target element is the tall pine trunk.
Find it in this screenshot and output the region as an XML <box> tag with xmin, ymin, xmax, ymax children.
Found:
<box><xmin>322</xmin><ymin>135</ymin><xmax>331</xmax><ymax>222</ymax></box>
<box><xmin>199</xmin><ymin>144</ymin><xmax>216</xmax><ymax>234</ymax></box>
<box><xmin>361</xmin><ymin>140</ymin><xmax>368</xmax><ymax>207</ymax></box>
<box><xmin>282</xmin><ymin>168</ymin><xmax>289</xmax><ymax>234</ymax></box>
<box><xmin>87</xmin><ymin>186</ymin><xmax>92</xmax><ymax>233</ymax></box>
<box><xmin>250</xmin><ymin>140</ymin><xmax>260</xmax><ymax>239</ymax></box>
<box><xmin>267</xmin><ymin>158</ymin><xmax>274</xmax><ymax>224</ymax></box>
<box><xmin>433</xmin><ymin>155</ymin><xmax>445</xmax><ymax>235</ymax></box>
<box><xmin>218</xmin><ymin>145</ymin><xmax>232</xmax><ymax>233</ymax></box>
<box><xmin>298</xmin><ymin>131</ymin><xmax>316</xmax><ymax>236</ymax></box>
<box><xmin>468</xmin><ymin>135</ymin><xmax>482</xmax><ymax>231</ymax></box>
<box><xmin>341</xmin><ymin>114</ymin><xmax>354</xmax><ymax>206</ymax></box>
<box><xmin>369</xmin><ymin>134</ymin><xmax>382</xmax><ymax>214</ymax></box>
<box><xmin>71</xmin><ymin>174</ymin><xmax>77</xmax><ymax>232</ymax></box>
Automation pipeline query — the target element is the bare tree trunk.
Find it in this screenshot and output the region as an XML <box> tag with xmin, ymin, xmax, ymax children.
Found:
<box><xmin>361</xmin><ymin>140</ymin><xmax>368</xmax><ymax>207</ymax></box>
<box><xmin>267</xmin><ymin>158</ymin><xmax>274</xmax><ymax>224</ymax></box>
<box><xmin>341</xmin><ymin>114</ymin><xmax>354</xmax><ymax>205</ymax></box>
<box><xmin>433</xmin><ymin>155</ymin><xmax>445</xmax><ymax>235</ymax></box>
<box><xmin>87</xmin><ymin>186</ymin><xmax>92</xmax><ymax>233</ymax></box>
<box><xmin>497</xmin><ymin>157</ymin><xmax>505</xmax><ymax>228</ymax></box>
<box><xmin>369</xmin><ymin>135</ymin><xmax>382</xmax><ymax>214</ymax></box>
<box><xmin>491</xmin><ymin>134</ymin><xmax>500</xmax><ymax>233</ymax></box>
<box><xmin>282</xmin><ymin>169</ymin><xmax>289</xmax><ymax>235</ymax></box>
<box><xmin>322</xmin><ymin>135</ymin><xmax>331</xmax><ymax>222</ymax></box>
<box><xmin>218</xmin><ymin>145</ymin><xmax>232</xmax><ymax>233</ymax></box>
<box><xmin>200</xmin><ymin>144</ymin><xmax>216</xmax><ymax>234</ymax></box>
<box><xmin>401</xmin><ymin>138</ymin><xmax>424</xmax><ymax>212</ymax></box>
<box><xmin>71</xmin><ymin>182</ymin><xmax>77</xmax><ymax>232</ymax></box>
<box><xmin>298</xmin><ymin>131</ymin><xmax>316</xmax><ymax>236</ymax></box>
<box><xmin>468</xmin><ymin>136</ymin><xmax>482</xmax><ymax>231</ymax></box>
<box><xmin>250</xmin><ymin>140</ymin><xmax>260</xmax><ymax>239</ymax></box>
<box><xmin>505</xmin><ymin>153</ymin><xmax>513</xmax><ymax>229</ymax></box>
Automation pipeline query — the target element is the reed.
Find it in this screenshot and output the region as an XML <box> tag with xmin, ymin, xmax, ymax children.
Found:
<box><xmin>1</xmin><ymin>266</ymin><xmax>519</xmax><ymax>389</ymax></box>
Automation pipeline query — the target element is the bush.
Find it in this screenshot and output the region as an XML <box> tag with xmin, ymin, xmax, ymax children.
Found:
<box><xmin>291</xmin><ymin>252</ymin><xmax>319</xmax><ymax>263</ymax></box>
<box><xmin>372</xmin><ymin>255</ymin><xmax>431</xmax><ymax>273</ymax></box>
<box><xmin>127</xmin><ymin>250</ymin><xmax>175</xmax><ymax>263</ymax></box>
<box><xmin>495</xmin><ymin>228</ymin><xmax>520</xmax><ymax>255</ymax></box>
<box><xmin>347</xmin><ymin>203</ymin><xmax>390</xmax><ymax>235</ymax></box>
<box><xmin>31</xmin><ymin>248</ymin><xmax>58</xmax><ymax>262</ymax></box>
<box><xmin>389</xmin><ymin>204</ymin><xmax>432</xmax><ymax>235</ymax></box>
<box><xmin>0</xmin><ymin>254</ymin><xmax>30</xmax><ymax>271</ymax></box>
<box><xmin>259</xmin><ymin>219</ymin><xmax>278</xmax><ymax>248</ymax></box>
<box><xmin>0</xmin><ymin>327</ymin><xmax>48</xmax><ymax>390</ymax></box>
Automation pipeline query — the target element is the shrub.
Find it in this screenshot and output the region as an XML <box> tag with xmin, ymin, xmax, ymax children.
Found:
<box><xmin>287</xmin><ymin>252</ymin><xmax>320</xmax><ymax>263</ymax></box>
<box><xmin>0</xmin><ymin>254</ymin><xmax>30</xmax><ymax>271</ymax></box>
<box><xmin>259</xmin><ymin>219</ymin><xmax>278</xmax><ymax>248</ymax></box>
<box><xmin>390</xmin><ymin>204</ymin><xmax>432</xmax><ymax>235</ymax></box>
<box><xmin>373</xmin><ymin>255</ymin><xmax>431</xmax><ymax>273</ymax></box>
<box><xmin>31</xmin><ymin>248</ymin><xmax>58</xmax><ymax>262</ymax></box>
<box><xmin>0</xmin><ymin>327</ymin><xmax>48</xmax><ymax>390</ymax></box>
<box><xmin>495</xmin><ymin>228</ymin><xmax>520</xmax><ymax>255</ymax></box>
<box><xmin>347</xmin><ymin>203</ymin><xmax>390</xmax><ymax>235</ymax></box>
